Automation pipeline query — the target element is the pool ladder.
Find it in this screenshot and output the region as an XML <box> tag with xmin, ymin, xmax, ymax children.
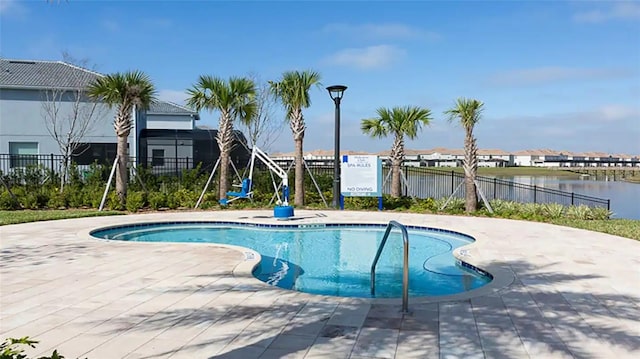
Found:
<box><xmin>370</xmin><ymin>220</ymin><xmax>410</xmax><ymax>313</ymax></box>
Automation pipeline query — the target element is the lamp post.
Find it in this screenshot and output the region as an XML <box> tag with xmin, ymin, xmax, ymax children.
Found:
<box><xmin>326</xmin><ymin>85</ymin><xmax>347</xmax><ymax>209</ymax></box>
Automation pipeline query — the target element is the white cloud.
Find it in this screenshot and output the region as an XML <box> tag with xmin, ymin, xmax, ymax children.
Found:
<box><xmin>573</xmin><ymin>2</ymin><xmax>640</xmax><ymax>23</ymax></box>
<box><xmin>323</xmin><ymin>45</ymin><xmax>406</xmax><ymax>70</ymax></box>
<box><xmin>272</xmin><ymin>104</ymin><xmax>640</xmax><ymax>154</ymax></box>
<box><xmin>0</xmin><ymin>0</ymin><xmax>28</xmax><ymax>17</ymax></box>
<box><xmin>322</xmin><ymin>23</ymin><xmax>440</xmax><ymax>41</ymax></box>
<box><xmin>158</xmin><ymin>89</ymin><xmax>189</xmax><ymax>105</ymax></box>
<box><xmin>478</xmin><ymin>105</ymin><xmax>640</xmax><ymax>153</ymax></box>
<box><xmin>598</xmin><ymin>104</ymin><xmax>640</xmax><ymax>122</ymax></box>
<box><xmin>489</xmin><ymin>66</ymin><xmax>633</xmax><ymax>86</ymax></box>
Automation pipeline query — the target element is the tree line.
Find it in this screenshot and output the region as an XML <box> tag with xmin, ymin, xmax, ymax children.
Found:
<box><xmin>86</xmin><ymin>70</ymin><xmax>484</xmax><ymax>213</ymax></box>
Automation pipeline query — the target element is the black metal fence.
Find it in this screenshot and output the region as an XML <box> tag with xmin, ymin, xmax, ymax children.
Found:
<box><xmin>0</xmin><ymin>153</ymin><xmax>67</xmax><ymax>175</ymax></box>
<box><xmin>387</xmin><ymin>167</ymin><xmax>610</xmax><ymax>210</ymax></box>
<box><xmin>0</xmin><ymin>154</ymin><xmax>610</xmax><ymax>210</ymax></box>
<box><xmin>0</xmin><ymin>154</ymin><xmax>215</xmax><ymax>178</ymax></box>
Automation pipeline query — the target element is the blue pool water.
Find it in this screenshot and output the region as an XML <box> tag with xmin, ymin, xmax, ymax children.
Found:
<box><xmin>92</xmin><ymin>222</ymin><xmax>491</xmax><ymax>298</ymax></box>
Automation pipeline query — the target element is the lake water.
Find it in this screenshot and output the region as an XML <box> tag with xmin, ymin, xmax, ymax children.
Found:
<box><xmin>500</xmin><ymin>176</ymin><xmax>639</xmax><ymax>220</ymax></box>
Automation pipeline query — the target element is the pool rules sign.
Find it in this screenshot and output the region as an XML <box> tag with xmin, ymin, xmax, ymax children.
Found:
<box><xmin>340</xmin><ymin>155</ymin><xmax>382</xmax><ymax>197</ymax></box>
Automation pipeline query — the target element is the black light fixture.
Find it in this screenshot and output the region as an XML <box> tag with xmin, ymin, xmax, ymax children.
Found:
<box><xmin>326</xmin><ymin>85</ymin><xmax>347</xmax><ymax>209</ymax></box>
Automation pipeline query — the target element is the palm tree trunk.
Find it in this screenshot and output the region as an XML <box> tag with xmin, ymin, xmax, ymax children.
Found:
<box><xmin>114</xmin><ymin>104</ymin><xmax>133</xmax><ymax>207</ymax></box>
<box><xmin>294</xmin><ymin>138</ymin><xmax>304</xmax><ymax>206</ymax></box>
<box><xmin>217</xmin><ymin>112</ymin><xmax>234</xmax><ymax>200</ymax></box>
<box><xmin>390</xmin><ymin>134</ymin><xmax>404</xmax><ymax>198</ymax></box>
<box><xmin>116</xmin><ymin>134</ymin><xmax>128</xmax><ymax>206</ymax></box>
<box><xmin>463</xmin><ymin>128</ymin><xmax>478</xmax><ymax>212</ymax></box>
<box><xmin>219</xmin><ymin>147</ymin><xmax>230</xmax><ymax>200</ymax></box>
<box><xmin>291</xmin><ymin>109</ymin><xmax>305</xmax><ymax>207</ymax></box>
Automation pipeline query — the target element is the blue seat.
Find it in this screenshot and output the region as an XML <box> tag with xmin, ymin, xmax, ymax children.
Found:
<box><xmin>227</xmin><ymin>178</ymin><xmax>252</xmax><ymax>198</ymax></box>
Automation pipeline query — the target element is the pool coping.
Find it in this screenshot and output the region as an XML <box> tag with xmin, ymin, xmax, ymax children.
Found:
<box><xmin>5</xmin><ymin>209</ymin><xmax>638</xmax><ymax>358</ymax></box>
<box><xmin>81</xmin><ymin>218</ymin><xmax>516</xmax><ymax>306</ymax></box>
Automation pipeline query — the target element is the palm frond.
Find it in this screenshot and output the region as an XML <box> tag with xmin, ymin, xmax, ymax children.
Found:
<box><xmin>361</xmin><ymin>118</ymin><xmax>388</xmax><ymax>138</ymax></box>
<box><xmin>87</xmin><ymin>71</ymin><xmax>156</xmax><ymax>110</ymax></box>
<box><xmin>361</xmin><ymin>106</ymin><xmax>431</xmax><ymax>140</ymax></box>
<box><xmin>444</xmin><ymin>97</ymin><xmax>484</xmax><ymax>129</ymax></box>
<box><xmin>186</xmin><ymin>75</ymin><xmax>256</xmax><ymax>120</ymax></box>
<box><xmin>270</xmin><ymin>70</ymin><xmax>322</xmax><ymax>120</ymax></box>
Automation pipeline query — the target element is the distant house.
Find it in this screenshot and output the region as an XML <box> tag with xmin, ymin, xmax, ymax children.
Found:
<box><xmin>0</xmin><ymin>58</ymin><xmax>249</xmax><ymax>172</ymax></box>
<box><xmin>270</xmin><ymin>147</ymin><xmax>638</xmax><ymax>168</ymax></box>
<box><xmin>475</xmin><ymin>149</ymin><xmax>513</xmax><ymax>167</ymax></box>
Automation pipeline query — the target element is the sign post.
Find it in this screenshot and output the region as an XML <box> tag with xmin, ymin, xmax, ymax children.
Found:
<box><xmin>340</xmin><ymin>155</ymin><xmax>383</xmax><ymax>210</ymax></box>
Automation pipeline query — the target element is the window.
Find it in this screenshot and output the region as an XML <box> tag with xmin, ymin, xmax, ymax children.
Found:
<box><xmin>9</xmin><ymin>142</ymin><xmax>38</xmax><ymax>168</ymax></box>
<box><xmin>152</xmin><ymin>149</ymin><xmax>165</xmax><ymax>166</ymax></box>
<box><xmin>72</xmin><ymin>143</ymin><xmax>118</xmax><ymax>165</ymax></box>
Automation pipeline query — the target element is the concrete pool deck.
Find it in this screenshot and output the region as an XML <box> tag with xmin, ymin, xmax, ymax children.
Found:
<box><xmin>0</xmin><ymin>210</ymin><xmax>638</xmax><ymax>358</ymax></box>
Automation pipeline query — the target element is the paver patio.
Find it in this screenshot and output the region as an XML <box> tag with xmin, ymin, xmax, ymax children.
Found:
<box><xmin>1</xmin><ymin>210</ymin><xmax>638</xmax><ymax>358</ymax></box>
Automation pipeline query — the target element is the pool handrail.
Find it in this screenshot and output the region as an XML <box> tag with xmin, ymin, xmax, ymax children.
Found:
<box><xmin>371</xmin><ymin>220</ymin><xmax>410</xmax><ymax>313</ymax></box>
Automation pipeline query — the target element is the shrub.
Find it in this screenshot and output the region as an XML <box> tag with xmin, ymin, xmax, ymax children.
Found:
<box><xmin>84</xmin><ymin>162</ymin><xmax>108</xmax><ymax>188</ymax></box>
<box><xmin>434</xmin><ymin>197</ymin><xmax>465</xmax><ymax>213</ymax></box>
<box><xmin>567</xmin><ymin>204</ymin><xmax>592</xmax><ymax>220</ymax></box>
<box><xmin>47</xmin><ymin>190</ymin><xmax>67</xmax><ymax>209</ymax></box>
<box><xmin>22</xmin><ymin>165</ymin><xmax>47</xmax><ymax>191</ymax></box>
<box><xmin>590</xmin><ymin>207</ymin><xmax>613</xmax><ymax>220</ymax></box>
<box><xmin>409</xmin><ymin>197</ymin><xmax>437</xmax><ymax>213</ymax></box>
<box><xmin>21</xmin><ymin>192</ymin><xmax>48</xmax><ymax>210</ymax></box>
<box><xmin>83</xmin><ymin>187</ymin><xmax>105</xmax><ymax>209</ymax></box>
<box><xmin>543</xmin><ymin>203</ymin><xmax>565</xmax><ymax>219</ymax></box>
<box><xmin>107</xmin><ymin>191</ymin><xmax>125</xmax><ymax>211</ymax></box>
<box><xmin>0</xmin><ymin>190</ymin><xmax>20</xmax><ymax>210</ymax></box>
<box><xmin>198</xmin><ymin>192</ymin><xmax>219</xmax><ymax>209</ymax></box>
<box><xmin>250</xmin><ymin>190</ymin><xmax>273</xmax><ymax>204</ymax></box>
<box><xmin>519</xmin><ymin>203</ymin><xmax>544</xmax><ymax>219</ymax></box>
<box><xmin>126</xmin><ymin>191</ymin><xmax>146</xmax><ymax>212</ymax></box>
<box><xmin>1</xmin><ymin>336</ymin><xmax>73</xmax><ymax>359</ymax></box>
<box><xmin>489</xmin><ymin>199</ymin><xmax>519</xmax><ymax>217</ymax></box>
<box><xmin>180</xmin><ymin>163</ymin><xmax>204</xmax><ymax>191</ymax></box>
<box><xmin>173</xmin><ymin>188</ymin><xmax>197</xmax><ymax>208</ymax></box>
<box><xmin>66</xmin><ymin>163</ymin><xmax>83</xmax><ymax>188</ymax></box>
<box><xmin>65</xmin><ymin>186</ymin><xmax>86</xmax><ymax>208</ymax></box>
<box><xmin>148</xmin><ymin>192</ymin><xmax>166</xmax><ymax>210</ymax></box>
<box><xmin>383</xmin><ymin>195</ymin><xmax>413</xmax><ymax>211</ymax></box>
<box><xmin>165</xmin><ymin>191</ymin><xmax>179</xmax><ymax>209</ymax></box>
<box><xmin>343</xmin><ymin>196</ymin><xmax>379</xmax><ymax>210</ymax></box>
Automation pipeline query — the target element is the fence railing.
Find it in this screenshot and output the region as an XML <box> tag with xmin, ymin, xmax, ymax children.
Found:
<box><xmin>385</xmin><ymin>167</ymin><xmax>610</xmax><ymax>210</ymax></box>
<box><xmin>0</xmin><ymin>154</ymin><xmax>610</xmax><ymax>210</ymax></box>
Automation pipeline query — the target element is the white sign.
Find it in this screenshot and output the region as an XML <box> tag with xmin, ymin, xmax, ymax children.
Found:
<box><xmin>340</xmin><ymin>155</ymin><xmax>382</xmax><ymax>197</ymax></box>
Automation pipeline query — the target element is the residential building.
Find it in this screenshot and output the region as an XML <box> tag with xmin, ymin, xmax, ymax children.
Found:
<box><xmin>271</xmin><ymin>148</ymin><xmax>637</xmax><ymax>168</ymax></box>
<box><xmin>0</xmin><ymin>58</ymin><xmax>249</xmax><ymax>172</ymax></box>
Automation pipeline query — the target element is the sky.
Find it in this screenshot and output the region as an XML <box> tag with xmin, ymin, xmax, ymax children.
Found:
<box><xmin>1</xmin><ymin>0</ymin><xmax>639</xmax><ymax>155</ymax></box>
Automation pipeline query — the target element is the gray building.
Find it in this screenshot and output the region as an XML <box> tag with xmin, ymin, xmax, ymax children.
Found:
<box><xmin>0</xmin><ymin>58</ymin><xmax>244</xmax><ymax>173</ymax></box>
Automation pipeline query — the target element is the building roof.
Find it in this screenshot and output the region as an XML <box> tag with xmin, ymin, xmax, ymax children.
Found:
<box><xmin>478</xmin><ymin>148</ymin><xmax>510</xmax><ymax>156</ymax></box>
<box><xmin>1</xmin><ymin>58</ymin><xmax>197</xmax><ymax>117</ymax></box>
<box><xmin>148</xmin><ymin>101</ymin><xmax>198</xmax><ymax>117</ymax></box>
<box><xmin>1</xmin><ymin>59</ymin><xmax>100</xmax><ymax>89</ymax></box>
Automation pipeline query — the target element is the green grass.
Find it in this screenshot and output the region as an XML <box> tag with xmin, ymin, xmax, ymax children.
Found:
<box><xmin>0</xmin><ymin>209</ymin><xmax>123</xmax><ymax>225</ymax></box>
<box><xmin>431</xmin><ymin>166</ymin><xmax>581</xmax><ymax>177</ymax></box>
<box><xmin>548</xmin><ymin>218</ymin><xmax>640</xmax><ymax>240</ymax></box>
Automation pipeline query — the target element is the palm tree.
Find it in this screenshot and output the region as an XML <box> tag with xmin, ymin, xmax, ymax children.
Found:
<box><xmin>269</xmin><ymin>70</ymin><xmax>321</xmax><ymax>207</ymax></box>
<box><xmin>88</xmin><ymin>71</ymin><xmax>156</xmax><ymax>206</ymax></box>
<box><xmin>444</xmin><ymin>98</ymin><xmax>484</xmax><ymax>213</ymax></box>
<box><xmin>186</xmin><ymin>76</ymin><xmax>256</xmax><ymax>201</ymax></box>
<box><xmin>361</xmin><ymin>106</ymin><xmax>432</xmax><ymax>197</ymax></box>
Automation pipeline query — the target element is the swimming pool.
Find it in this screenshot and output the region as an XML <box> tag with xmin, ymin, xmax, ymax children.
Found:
<box><xmin>91</xmin><ymin>222</ymin><xmax>491</xmax><ymax>298</ymax></box>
